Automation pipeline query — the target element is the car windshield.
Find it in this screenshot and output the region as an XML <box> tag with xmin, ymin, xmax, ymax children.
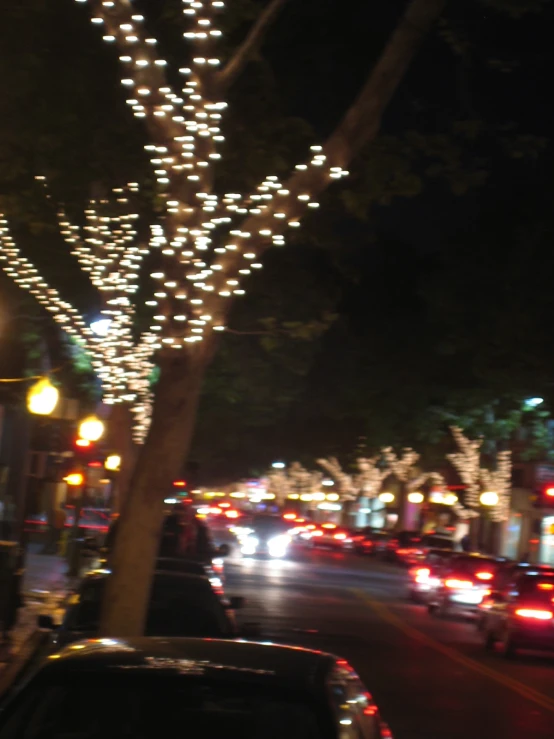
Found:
<box><xmin>0</xmin><ymin>674</ymin><xmax>322</xmax><ymax>739</ymax></box>
<box><xmin>251</xmin><ymin>517</ymin><xmax>291</xmax><ymax>537</ymax></box>
<box><xmin>68</xmin><ymin>576</ymin><xmax>229</xmax><ymax>637</ymax></box>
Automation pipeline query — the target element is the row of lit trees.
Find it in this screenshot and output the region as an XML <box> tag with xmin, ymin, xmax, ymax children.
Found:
<box><xmin>261</xmin><ymin>426</ymin><xmax>513</xmax><ymax>526</ymax></box>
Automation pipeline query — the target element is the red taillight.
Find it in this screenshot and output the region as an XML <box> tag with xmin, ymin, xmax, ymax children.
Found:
<box><xmin>475</xmin><ymin>571</ymin><xmax>493</xmax><ymax>581</ymax></box>
<box><xmin>312</xmin><ymin>530</ymin><xmax>323</xmax><ymax>537</ymax></box>
<box><xmin>445</xmin><ymin>579</ymin><xmax>473</xmax><ymax>589</ymax></box>
<box><xmin>415</xmin><ymin>567</ymin><xmax>430</xmax><ymax>583</ymax></box>
<box><xmin>334</xmin><ymin>533</ymin><xmax>347</xmax><ymax>540</ymax></box>
<box><xmin>538</xmin><ymin>583</ymin><xmax>554</xmax><ymax>591</ymax></box>
<box><xmin>515</xmin><ymin>608</ymin><xmax>553</xmax><ymax>620</ymax></box>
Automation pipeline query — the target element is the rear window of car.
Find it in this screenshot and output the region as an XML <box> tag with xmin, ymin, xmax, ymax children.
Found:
<box><xmin>397</xmin><ymin>532</ymin><xmax>421</xmax><ymax>546</ymax></box>
<box><xmin>518</xmin><ymin>575</ymin><xmax>554</xmax><ymax>601</ymax></box>
<box><xmin>422</xmin><ymin>536</ymin><xmax>453</xmax><ymax>550</ymax></box>
<box><xmin>448</xmin><ymin>556</ymin><xmax>499</xmax><ymax>576</ymax></box>
<box><xmin>0</xmin><ymin>675</ymin><xmax>322</xmax><ymax>739</ymax></box>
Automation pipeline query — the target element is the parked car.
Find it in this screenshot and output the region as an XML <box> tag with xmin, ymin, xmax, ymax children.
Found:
<box><xmin>481</xmin><ymin>570</ymin><xmax>554</xmax><ymax>658</ymax></box>
<box><xmin>38</xmin><ymin>569</ymin><xmax>250</xmax><ymax>648</ymax></box>
<box><xmin>0</xmin><ymin>638</ymin><xmax>393</xmax><ymax>738</ymax></box>
<box><xmin>427</xmin><ymin>553</ymin><xmax>505</xmax><ymax>619</ymax></box>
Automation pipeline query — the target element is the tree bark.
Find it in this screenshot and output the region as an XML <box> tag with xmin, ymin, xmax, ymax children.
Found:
<box><xmin>215</xmin><ymin>0</ymin><xmax>289</xmax><ymax>91</ymax></box>
<box><xmin>105</xmin><ymin>403</ymin><xmax>137</xmax><ymax>514</ymax></box>
<box><xmin>98</xmin><ymin>344</ymin><xmax>211</xmax><ymax>636</ymax></box>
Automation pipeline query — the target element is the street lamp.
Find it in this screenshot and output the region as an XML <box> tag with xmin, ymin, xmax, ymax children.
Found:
<box><xmin>480</xmin><ymin>491</ymin><xmax>499</xmax><ymax>506</ymax></box>
<box><xmin>105</xmin><ymin>454</ymin><xmax>121</xmax><ymax>472</ymax></box>
<box><xmin>26</xmin><ymin>378</ymin><xmax>59</xmax><ymax>416</ymax></box>
<box><xmin>64</xmin><ymin>472</ymin><xmax>84</xmax><ymax>487</ymax></box>
<box><xmin>524</xmin><ymin>397</ymin><xmax>544</xmax><ymax>409</ymax></box>
<box><xmin>408</xmin><ymin>492</ymin><xmax>424</xmax><ymax>504</ymax></box>
<box><xmin>78</xmin><ymin>415</ymin><xmax>105</xmax><ymax>442</ymax></box>
<box><xmin>379</xmin><ymin>492</ymin><xmax>395</xmax><ymax>504</ymax></box>
<box><xmin>271</xmin><ymin>461</ymin><xmax>285</xmax><ymax>469</ymax></box>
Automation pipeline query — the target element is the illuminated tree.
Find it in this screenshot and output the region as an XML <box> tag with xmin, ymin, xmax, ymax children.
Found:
<box><xmin>1</xmin><ymin>0</ymin><xmax>447</xmax><ymax>635</ymax></box>
<box><xmin>266</xmin><ymin>462</ymin><xmax>323</xmax><ymax>508</ymax></box>
<box><xmin>316</xmin><ymin>457</ymin><xmax>356</xmax><ymax>502</ymax></box>
<box><xmin>480</xmin><ymin>450</ymin><xmax>512</xmax><ymax>524</ymax></box>
<box><xmin>0</xmin><ymin>182</ymin><xmax>154</xmax><ymax>442</ymax></box>
<box><xmin>446</xmin><ymin>426</ymin><xmax>482</xmax><ymax>519</ymax></box>
<box><xmin>380</xmin><ymin>446</ymin><xmax>422</xmax><ymax>527</ymax></box>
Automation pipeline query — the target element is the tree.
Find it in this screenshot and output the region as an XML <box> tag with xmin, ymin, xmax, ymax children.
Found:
<box><xmin>480</xmin><ymin>450</ymin><xmax>512</xmax><ymax>524</ymax></box>
<box><xmin>380</xmin><ymin>446</ymin><xmax>422</xmax><ymax>528</ymax></box>
<box><xmin>1</xmin><ymin>0</ymin><xmax>447</xmax><ymax>635</ymax></box>
<box><xmin>316</xmin><ymin>455</ymin><xmax>388</xmax><ymax>523</ymax></box>
<box><xmin>266</xmin><ymin>461</ymin><xmax>322</xmax><ymax>509</ymax></box>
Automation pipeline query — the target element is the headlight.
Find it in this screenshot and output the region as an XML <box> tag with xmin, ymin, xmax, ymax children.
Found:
<box><xmin>268</xmin><ymin>535</ymin><xmax>290</xmax><ymax>557</ymax></box>
<box><xmin>241</xmin><ymin>536</ymin><xmax>258</xmax><ymax>554</ymax></box>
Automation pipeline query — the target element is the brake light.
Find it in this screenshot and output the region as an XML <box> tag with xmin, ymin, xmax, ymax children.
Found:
<box><xmin>397</xmin><ymin>547</ymin><xmax>419</xmax><ymax>556</ymax></box>
<box><xmin>475</xmin><ymin>572</ymin><xmax>493</xmax><ymax>581</ymax></box>
<box><xmin>334</xmin><ymin>533</ymin><xmax>347</xmax><ymax>540</ymax></box>
<box><xmin>312</xmin><ymin>530</ymin><xmax>323</xmax><ymax>537</ymax></box>
<box><xmin>538</xmin><ymin>583</ymin><xmax>554</xmax><ymax>591</ymax></box>
<box><xmin>445</xmin><ymin>579</ymin><xmax>473</xmax><ymax>589</ymax></box>
<box><xmin>322</xmin><ymin>523</ymin><xmax>336</xmax><ymax>529</ymax></box>
<box><xmin>283</xmin><ymin>513</ymin><xmax>297</xmax><ymax>520</ymax></box>
<box><xmin>515</xmin><ymin>608</ymin><xmax>553</xmax><ymax>620</ymax></box>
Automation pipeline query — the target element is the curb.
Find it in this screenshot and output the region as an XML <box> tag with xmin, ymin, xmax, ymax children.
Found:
<box><xmin>0</xmin><ymin>630</ymin><xmax>48</xmax><ymax>698</ymax></box>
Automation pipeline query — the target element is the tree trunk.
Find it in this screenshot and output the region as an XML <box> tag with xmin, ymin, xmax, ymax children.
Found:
<box><xmin>98</xmin><ymin>345</ymin><xmax>211</xmax><ymax>636</ymax></box>
<box><xmin>105</xmin><ymin>403</ymin><xmax>137</xmax><ymax>514</ymax></box>
<box><xmin>395</xmin><ymin>482</ymin><xmax>408</xmax><ymax>530</ymax></box>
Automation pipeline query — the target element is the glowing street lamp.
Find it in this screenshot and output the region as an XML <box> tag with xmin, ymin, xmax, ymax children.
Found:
<box><xmin>408</xmin><ymin>492</ymin><xmax>424</xmax><ymax>504</ymax></box>
<box><xmin>78</xmin><ymin>415</ymin><xmax>105</xmax><ymax>442</ymax></box>
<box><xmin>27</xmin><ymin>378</ymin><xmax>59</xmax><ymax>416</ymax></box>
<box><xmin>379</xmin><ymin>492</ymin><xmax>395</xmax><ymax>504</ymax></box>
<box><xmin>64</xmin><ymin>472</ymin><xmax>84</xmax><ymax>487</ymax></box>
<box><xmin>105</xmin><ymin>454</ymin><xmax>121</xmax><ymax>472</ymax></box>
<box><xmin>480</xmin><ymin>491</ymin><xmax>499</xmax><ymax>506</ymax></box>
<box><xmin>272</xmin><ymin>461</ymin><xmax>285</xmax><ymax>469</ymax></box>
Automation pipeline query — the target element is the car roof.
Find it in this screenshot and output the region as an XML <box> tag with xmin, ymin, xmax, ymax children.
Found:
<box><xmin>40</xmin><ymin>638</ymin><xmax>336</xmax><ymax>694</ymax></box>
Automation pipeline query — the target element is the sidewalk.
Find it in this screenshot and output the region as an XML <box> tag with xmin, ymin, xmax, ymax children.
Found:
<box><xmin>0</xmin><ymin>545</ymin><xmax>76</xmax><ymax>672</ymax></box>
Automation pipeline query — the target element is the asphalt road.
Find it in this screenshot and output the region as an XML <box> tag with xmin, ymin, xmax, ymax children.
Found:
<box><xmin>224</xmin><ymin>546</ymin><xmax>554</xmax><ymax>739</ymax></box>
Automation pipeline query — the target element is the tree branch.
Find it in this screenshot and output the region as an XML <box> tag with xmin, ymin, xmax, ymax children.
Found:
<box><xmin>214</xmin><ymin>0</ymin><xmax>289</xmax><ymax>90</ymax></box>
<box><xmin>206</xmin><ymin>0</ymin><xmax>446</xmax><ymax>323</ymax></box>
<box><xmin>0</xmin><ymin>216</ymin><xmax>92</xmax><ymax>348</ymax></box>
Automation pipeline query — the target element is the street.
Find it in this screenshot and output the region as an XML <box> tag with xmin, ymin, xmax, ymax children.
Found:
<box><xmin>225</xmin><ymin>548</ymin><xmax>554</xmax><ymax>739</ymax></box>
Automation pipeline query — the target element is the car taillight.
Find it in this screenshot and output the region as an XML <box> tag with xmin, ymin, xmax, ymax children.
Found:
<box><xmin>515</xmin><ymin>608</ymin><xmax>553</xmax><ymax>620</ymax></box>
<box><xmin>445</xmin><ymin>578</ymin><xmax>473</xmax><ymax>589</ymax></box>
<box><xmin>334</xmin><ymin>533</ymin><xmax>347</xmax><ymax>540</ymax></box>
<box><xmin>538</xmin><ymin>583</ymin><xmax>554</xmax><ymax>591</ymax></box>
<box><xmin>312</xmin><ymin>530</ymin><xmax>323</xmax><ymax>537</ymax></box>
<box><xmin>475</xmin><ymin>571</ymin><xmax>493</xmax><ymax>581</ymax></box>
<box><xmin>415</xmin><ymin>567</ymin><xmax>430</xmax><ymax>583</ymax></box>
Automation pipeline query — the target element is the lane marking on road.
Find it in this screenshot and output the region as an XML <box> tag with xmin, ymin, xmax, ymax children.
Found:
<box><xmin>355</xmin><ymin>589</ymin><xmax>554</xmax><ymax>714</ymax></box>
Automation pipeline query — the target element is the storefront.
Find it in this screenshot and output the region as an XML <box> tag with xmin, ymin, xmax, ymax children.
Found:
<box><xmin>540</xmin><ymin>515</ymin><xmax>554</xmax><ymax>566</ymax></box>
